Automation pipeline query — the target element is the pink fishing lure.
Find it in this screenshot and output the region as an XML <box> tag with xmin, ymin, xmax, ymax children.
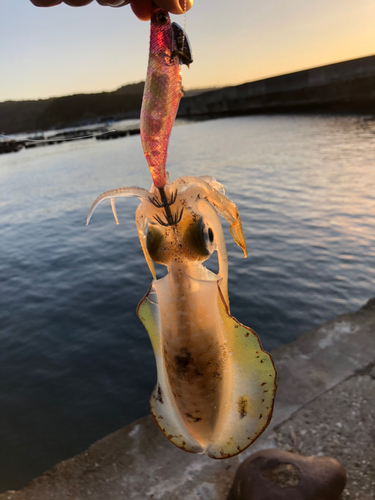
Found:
<box><xmin>140</xmin><ymin>5</ymin><xmax>188</xmax><ymax>189</ymax></box>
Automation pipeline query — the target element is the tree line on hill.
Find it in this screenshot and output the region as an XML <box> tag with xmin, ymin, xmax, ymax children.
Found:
<box><xmin>0</xmin><ymin>82</ymin><xmax>145</xmax><ymax>135</ymax></box>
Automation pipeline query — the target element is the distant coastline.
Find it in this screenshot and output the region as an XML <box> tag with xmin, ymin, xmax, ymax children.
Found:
<box><xmin>0</xmin><ymin>82</ymin><xmax>145</xmax><ymax>135</ymax></box>
<box><xmin>1</xmin><ymin>55</ymin><xmax>374</xmax><ymax>136</ymax></box>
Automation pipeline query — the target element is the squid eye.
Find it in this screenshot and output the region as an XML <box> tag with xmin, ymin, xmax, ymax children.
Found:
<box><xmin>184</xmin><ymin>219</ymin><xmax>215</xmax><ymax>259</ymax></box>
<box><xmin>146</xmin><ymin>225</ymin><xmax>164</xmax><ymax>263</ymax></box>
<box><xmin>156</xmin><ymin>11</ymin><xmax>169</xmax><ymax>25</ymax></box>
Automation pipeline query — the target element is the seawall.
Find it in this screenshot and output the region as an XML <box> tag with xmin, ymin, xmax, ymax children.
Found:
<box><xmin>178</xmin><ymin>55</ymin><xmax>375</xmax><ymax>117</ymax></box>
<box><xmin>2</xmin><ymin>298</ymin><xmax>375</xmax><ymax>499</ymax></box>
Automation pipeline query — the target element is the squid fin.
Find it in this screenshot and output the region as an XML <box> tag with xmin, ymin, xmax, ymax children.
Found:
<box><xmin>137</xmin><ymin>286</ymin><xmax>203</xmax><ymax>454</ymax></box>
<box><xmin>205</xmin><ymin>285</ymin><xmax>276</xmax><ymax>458</ymax></box>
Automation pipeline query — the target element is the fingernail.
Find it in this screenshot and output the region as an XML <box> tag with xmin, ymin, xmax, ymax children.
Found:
<box><xmin>111</xmin><ymin>0</ymin><xmax>131</xmax><ymax>6</ymax></box>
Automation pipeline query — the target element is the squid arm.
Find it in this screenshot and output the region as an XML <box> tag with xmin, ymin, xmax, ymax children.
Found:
<box><xmin>173</xmin><ymin>176</ymin><xmax>247</xmax><ymax>257</ymax></box>
<box><xmin>86</xmin><ymin>186</ymin><xmax>150</xmax><ymax>226</ymax></box>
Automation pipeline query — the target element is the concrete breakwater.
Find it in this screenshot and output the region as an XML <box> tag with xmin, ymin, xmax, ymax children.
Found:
<box><xmin>2</xmin><ymin>298</ymin><xmax>374</xmax><ymax>500</ymax></box>
<box><xmin>178</xmin><ymin>55</ymin><xmax>375</xmax><ymax>118</ymax></box>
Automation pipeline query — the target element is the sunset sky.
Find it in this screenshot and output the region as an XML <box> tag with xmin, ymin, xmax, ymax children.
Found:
<box><xmin>1</xmin><ymin>0</ymin><xmax>375</xmax><ymax>102</ymax></box>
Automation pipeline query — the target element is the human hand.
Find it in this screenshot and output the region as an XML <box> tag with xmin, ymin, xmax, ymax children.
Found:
<box><xmin>30</xmin><ymin>0</ymin><xmax>193</xmax><ymax>21</ymax></box>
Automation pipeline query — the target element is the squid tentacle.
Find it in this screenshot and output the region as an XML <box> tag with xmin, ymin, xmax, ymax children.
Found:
<box><xmin>110</xmin><ymin>198</ymin><xmax>119</xmax><ymax>225</ymax></box>
<box><xmin>86</xmin><ymin>186</ymin><xmax>150</xmax><ymax>226</ymax></box>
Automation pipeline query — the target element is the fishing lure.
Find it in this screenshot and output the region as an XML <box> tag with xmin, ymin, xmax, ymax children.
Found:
<box><xmin>140</xmin><ymin>7</ymin><xmax>192</xmax><ymax>191</ymax></box>
<box><xmin>87</xmin><ymin>5</ymin><xmax>276</xmax><ymax>459</ymax></box>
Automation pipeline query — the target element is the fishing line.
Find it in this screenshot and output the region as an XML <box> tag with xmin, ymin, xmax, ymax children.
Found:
<box><xmin>181</xmin><ymin>0</ymin><xmax>187</xmax><ymax>53</ymax></box>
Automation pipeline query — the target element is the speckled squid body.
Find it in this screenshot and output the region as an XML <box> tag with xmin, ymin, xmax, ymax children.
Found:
<box><xmin>140</xmin><ymin>5</ymin><xmax>185</xmax><ymax>189</ymax></box>
<box><xmin>87</xmin><ymin>176</ymin><xmax>277</xmax><ymax>458</ymax></box>
<box><xmin>137</xmin><ymin>177</ymin><xmax>277</xmax><ymax>458</ymax></box>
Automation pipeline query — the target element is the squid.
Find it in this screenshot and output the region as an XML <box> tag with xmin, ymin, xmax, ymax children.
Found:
<box><xmin>87</xmin><ymin>4</ymin><xmax>276</xmax><ymax>459</ymax></box>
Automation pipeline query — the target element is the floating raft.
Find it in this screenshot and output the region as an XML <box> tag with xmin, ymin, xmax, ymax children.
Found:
<box><xmin>95</xmin><ymin>127</ymin><xmax>140</xmax><ymax>140</ymax></box>
<box><xmin>0</xmin><ymin>125</ymin><xmax>140</xmax><ymax>154</ymax></box>
<box><xmin>0</xmin><ymin>140</ymin><xmax>23</xmax><ymax>154</ymax></box>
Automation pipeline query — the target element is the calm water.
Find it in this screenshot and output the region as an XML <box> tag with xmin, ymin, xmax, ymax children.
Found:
<box><xmin>0</xmin><ymin>115</ymin><xmax>374</xmax><ymax>490</ymax></box>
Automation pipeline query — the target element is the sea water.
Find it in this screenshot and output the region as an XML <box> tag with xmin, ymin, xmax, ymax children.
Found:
<box><xmin>0</xmin><ymin>115</ymin><xmax>374</xmax><ymax>489</ymax></box>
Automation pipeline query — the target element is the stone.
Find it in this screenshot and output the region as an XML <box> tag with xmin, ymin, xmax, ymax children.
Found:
<box><xmin>227</xmin><ymin>448</ymin><xmax>346</xmax><ymax>500</ymax></box>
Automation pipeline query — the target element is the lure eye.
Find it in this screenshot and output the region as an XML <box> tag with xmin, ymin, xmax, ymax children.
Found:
<box><xmin>156</xmin><ymin>11</ymin><xmax>169</xmax><ymax>25</ymax></box>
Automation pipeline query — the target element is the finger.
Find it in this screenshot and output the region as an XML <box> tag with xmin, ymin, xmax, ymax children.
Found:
<box><xmin>30</xmin><ymin>0</ymin><xmax>63</xmax><ymax>5</ymax></box>
<box><xmin>155</xmin><ymin>0</ymin><xmax>193</xmax><ymax>15</ymax></box>
<box><xmin>130</xmin><ymin>0</ymin><xmax>152</xmax><ymax>21</ymax></box>
<box><xmin>63</xmin><ymin>0</ymin><xmax>94</xmax><ymax>5</ymax></box>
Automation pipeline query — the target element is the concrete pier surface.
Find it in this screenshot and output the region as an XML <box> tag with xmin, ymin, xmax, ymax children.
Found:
<box><xmin>178</xmin><ymin>55</ymin><xmax>375</xmax><ymax>117</ymax></box>
<box><xmin>1</xmin><ymin>298</ymin><xmax>375</xmax><ymax>500</ymax></box>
